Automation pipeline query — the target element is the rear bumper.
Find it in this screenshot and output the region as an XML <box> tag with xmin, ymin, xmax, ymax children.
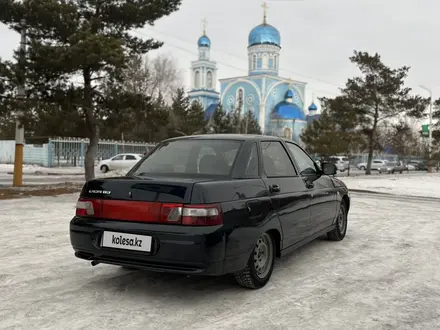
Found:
<box><xmin>70</xmin><ymin>217</ymin><xmax>247</xmax><ymax>276</ymax></box>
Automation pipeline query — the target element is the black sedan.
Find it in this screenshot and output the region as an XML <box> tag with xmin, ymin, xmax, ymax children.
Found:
<box><xmin>70</xmin><ymin>134</ymin><xmax>350</xmax><ymax>289</ymax></box>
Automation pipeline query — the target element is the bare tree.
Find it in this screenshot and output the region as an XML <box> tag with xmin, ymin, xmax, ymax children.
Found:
<box><xmin>123</xmin><ymin>53</ymin><xmax>183</xmax><ymax>104</ymax></box>
<box><xmin>145</xmin><ymin>53</ymin><xmax>183</xmax><ymax>103</ymax></box>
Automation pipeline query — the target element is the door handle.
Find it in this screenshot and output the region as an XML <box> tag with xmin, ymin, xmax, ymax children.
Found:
<box><xmin>269</xmin><ymin>184</ymin><xmax>280</xmax><ymax>193</ymax></box>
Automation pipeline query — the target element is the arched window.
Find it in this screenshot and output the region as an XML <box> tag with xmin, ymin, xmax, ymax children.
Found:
<box><xmin>257</xmin><ymin>57</ymin><xmax>262</xmax><ymax>69</ymax></box>
<box><xmin>283</xmin><ymin>127</ymin><xmax>292</xmax><ymax>139</ymax></box>
<box><xmin>269</xmin><ymin>58</ymin><xmax>274</xmax><ymax>69</ymax></box>
<box><xmin>274</xmin><ymin>55</ymin><xmax>278</xmax><ymax>70</ymax></box>
<box><xmin>262</xmin><ymin>54</ymin><xmax>268</xmax><ymax>69</ymax></box>
<box><xmin>195</xmin><ymin>71</ymin><xmax>200</xmax><ymax>88</ymax></box>
<box><xmin>252</xmin><ymin>55</ymin><xmax>257</xmax><ymax>70</ymax></box>
<box><xmin>236</xmin><ymin>88</ymin><xmax>244</xmax><ymax>113</ymax></box>
<box><xmin>206</xmin><ymin>71</ymin><xmax>213</xmax><ymax>89</ymax></box>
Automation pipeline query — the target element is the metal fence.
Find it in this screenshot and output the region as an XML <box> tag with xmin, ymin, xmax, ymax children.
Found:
<box><xmin>48</xmin><ymin>137</ymin><xmax>157</xmax><ymax>167</ymax></box>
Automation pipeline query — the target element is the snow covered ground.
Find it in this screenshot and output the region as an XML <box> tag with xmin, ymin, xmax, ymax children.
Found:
<box><xmin>0</xmin><ymin>164</ymin><xmax>84</xmax><ymax>174</ymax></box>
<box><xmin>340</xmin><ymin>173</ymin><xmax>440</xmax><ymax>198</ymax></box>
<box><xmin>0</xmin><ymin>164</ymin><xmax>128</xmax><ymax>186</ymax></box>
<box><xmin>1</xmin><ymin>189</ymin><xmax>440</xmax><ymax>329</ymax></box>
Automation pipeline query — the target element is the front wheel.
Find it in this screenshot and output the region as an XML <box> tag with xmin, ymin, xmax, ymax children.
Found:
<box><xmin>327</xmin><ymin>202</ymin><xmax>347</xmax><ymax>241</ymax></box>
<box><xmin>234</xmin><ymin>232</ymin><xmax>275</xmax><ymax>289</ymax></box>
<box><xmin>360</xmin><ymin>166</ymin><xmax>366</xmax><ymax>170</ymax></box>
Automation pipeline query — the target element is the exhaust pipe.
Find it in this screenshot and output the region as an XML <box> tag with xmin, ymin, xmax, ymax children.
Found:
<box><xmin>91</xmin><ymin>260</ymin><xmax>101</xmax><ymax>266</ymax></box>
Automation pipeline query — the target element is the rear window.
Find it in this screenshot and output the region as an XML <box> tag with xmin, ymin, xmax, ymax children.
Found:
<box><xmin>131</xmin><ymin>139</ymin><xmax>243</xmax><ymax>177</ymax></box>
<box><xmin>342</xmin><ymin>157</ymin><xmax>349</xmax><ymax>162</ymax></box>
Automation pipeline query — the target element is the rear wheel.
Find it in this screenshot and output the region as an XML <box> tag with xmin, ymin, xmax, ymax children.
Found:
<box><xmin>360</xmin><ymin>166</ymin><xmax>366</xmax><ymax>170</ymax></box>
<box><xmin>327</xmin><ymin>202</ymin><xmax>347</xmax><ymax>241</ymax></box>
<box><xmin>100</xmin><ymin>165</ymin><xmax>109</xmax><ymax>173</ymax></box>
<box><xmin>234</xmin><ymin>232</ymin><xmax>275</xmax><ymax>289</ymax></box>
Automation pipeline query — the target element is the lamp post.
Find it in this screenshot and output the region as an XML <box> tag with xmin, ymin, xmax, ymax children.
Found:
<box><xmin>419</xmin><ymin>85</ymin><xmax>433</xmax><ymax>173</ymax></box>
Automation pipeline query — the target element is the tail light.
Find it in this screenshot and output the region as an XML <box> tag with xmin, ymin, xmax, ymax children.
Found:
<box><xmin>75</xmin><ymin>199</ymin><xmax>222</xmax><ymax>226</ymax></box>
<box><xmin>76</xmin><ymin>199</ymin><xmax>102</xmax><ymax>216</ymax></box>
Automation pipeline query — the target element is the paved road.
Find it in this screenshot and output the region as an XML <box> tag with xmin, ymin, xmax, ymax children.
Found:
<box><xmin>1</xmin><ymin>191</ymin><xmax>440</xmax><ymax>329</ymax></box>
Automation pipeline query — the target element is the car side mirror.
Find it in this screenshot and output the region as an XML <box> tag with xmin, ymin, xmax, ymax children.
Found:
<box><xmin>321</xmin><ymin>162</ymin><xmax>337</xmax><ymax>176</ymax></box>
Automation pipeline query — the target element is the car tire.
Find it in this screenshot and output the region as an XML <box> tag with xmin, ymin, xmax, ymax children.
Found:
<box><xmin>327</xmin><ymin>202</ymin><xmax>347</xmax><ymax>241</ymax></box>
<box><xmin>100</xmin><ymin>165</ymin><xmax>109</xmax><ymax>173</ymax></box>
<box><xmin>360</xmin><ymin>166</ymin><xmax>366</xmax><ymax>170</ymax></box>
<box><xmin>234</xmin><ymin>232</ymin><xmax>275</xmax><ymax>289</ymax></box>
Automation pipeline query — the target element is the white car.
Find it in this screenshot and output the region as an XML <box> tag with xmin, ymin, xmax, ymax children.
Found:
<box><xmin>99</xmin><ymin>153</ymin><xmax>144</xmax><ymax>173</ymax></box>
<box><xmin>357</xmin><ymin>159</ymin><xmax>388</xmax><ymax>171</ymax></box>
<box><xmin>328</xmin><ymin>156</ymin><xmax>349</xmax><ymax>172</ymax></box>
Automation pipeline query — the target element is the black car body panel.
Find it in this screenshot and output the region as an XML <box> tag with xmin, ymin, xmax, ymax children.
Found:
<box><xmin>70</xmin><ymin>134</ymin><xmax>350</xmax><ymax>276</ymax></box>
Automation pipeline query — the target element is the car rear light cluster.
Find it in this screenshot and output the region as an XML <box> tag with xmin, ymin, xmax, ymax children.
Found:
<box><xmin>75</xmin><ymin>198</ymin><xmax>222</xmax><ymax>226</ymax></box>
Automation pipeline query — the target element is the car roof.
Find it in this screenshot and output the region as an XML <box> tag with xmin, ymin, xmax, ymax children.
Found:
<box><xmin>162</xmin><ymin>134</ymin><xmax>298</xmax><ymax>144</ymax></box>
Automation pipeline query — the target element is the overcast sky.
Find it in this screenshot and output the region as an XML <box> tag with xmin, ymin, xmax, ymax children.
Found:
<box><xmin>0</xmin><ymin>0</ymin><xmax>438</xmax><ymax>106</ymax></box>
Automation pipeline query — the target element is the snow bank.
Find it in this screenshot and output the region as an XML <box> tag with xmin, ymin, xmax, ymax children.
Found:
<box><xmin>339</xmin><ymin>173</ymin><xmax>440</xmax><ymax>198</ymax></box>
<box><xmin>0</xmin><ymin>164</ymin><xmax>83</xmax><ymax>174</ymax></box>
<box><xmin>0</xmin><ymin>163</ymin><xmax>128</xmax><ymax>177</ymax></box>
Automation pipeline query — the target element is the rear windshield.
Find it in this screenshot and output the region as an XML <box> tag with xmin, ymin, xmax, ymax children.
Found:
<box><xmin>130</xmin><ymin>139</ymin><xmax>243</xmax><ymax>177</ymax></box>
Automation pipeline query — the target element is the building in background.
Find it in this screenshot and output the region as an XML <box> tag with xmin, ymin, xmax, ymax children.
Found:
<box><xmin>187</xmin><ymin>21</ymin><xmax>220</xmax><ymax>117</ymax></box>
<box><xmin>188</xmin><ymin>6</ymin><xmax>320</xmax><ymax>143</ymax></box>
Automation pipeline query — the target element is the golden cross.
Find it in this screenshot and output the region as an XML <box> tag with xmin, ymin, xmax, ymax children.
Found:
<box><xmin>202</xmin><ymin>18</ymin><xmax>208</xmax><ymax>35</ymax></box>
<box><xmin>262</xmin><ymin>2</ymin><xmax>268</xmax><ymax>24</ymax></box>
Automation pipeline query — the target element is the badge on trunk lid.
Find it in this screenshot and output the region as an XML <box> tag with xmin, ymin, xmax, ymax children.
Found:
<box><xmin>88</xmin><ymin>190</ymin><xmax>111</xmax><ymax>195</ymax></box>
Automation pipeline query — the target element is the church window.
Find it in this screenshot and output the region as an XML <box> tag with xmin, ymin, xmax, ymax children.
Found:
<box><xmin>207</xmin><ymin>71</ymin><xmax>213</xmax><ymax>89</ymax></box>
<box><xmin>274</xmin><ymin>55</ymin><xmax>278</xmax><ymax>70</ymax></box>
<box><xmin>269</xmin><ymin>58</ymin><xmax>274</xmax><ymax>69</ymax></box>
<box><xmin>252</xmin><ymin>55</ymin><xmax>257</xmax><ymax>69</ymax></box>
<box><xmin>195</xmin><ymin>71</ymin><xmax>200</xmax><ymax>88</ymax></box>
<box><xmin>257</xmin><ymin>57</ymin><xmax>262</xmax><ymax>69</ymax></box>
<box><xmin>236</xmin><ymin>88</ymin><xmax>244</xmax><ymax>113</ymax></box>
<box><xmin>262</xmin><ymin>54</ymin><xmax>268</xmax><ymax>69</ymax></box>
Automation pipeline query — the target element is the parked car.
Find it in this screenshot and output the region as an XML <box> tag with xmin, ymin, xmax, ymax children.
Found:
<box><xmin>98</xmin><ymin>153</ymin><xmax>144</xmax><ymax>173</ymax></box>
<box><xmin>70</xmin><ymin>134</ymin><xmax>350</xmax><ymax>289</ymax></box>
<box><xmin>408</xmin><ymin>161</ymin><xmax>429</xmax><ymax>171</ymax></box>
<box><xmin>328</xmin><ymin>156</ymin><xmax>349</xmax><ymax>172</ymax></box>
<box><xmin>356</xmin><ymin>159</ymin><xmax>388</xmax><ymax>171</ymax></box>
<box><xmin>378</xmin><ymin>161</ymin><xmax>407</xmax><ymax>174</ymax></box>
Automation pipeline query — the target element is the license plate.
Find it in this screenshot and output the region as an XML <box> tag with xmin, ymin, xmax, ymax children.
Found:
<box><xmin>101</xmin><ymin>231</ymin><xmax>152</xmax><ymax>252</ymax></box>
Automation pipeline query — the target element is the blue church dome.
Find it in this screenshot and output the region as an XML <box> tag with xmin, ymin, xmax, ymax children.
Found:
<box><xmin>272</xmin><ymin>101</ymin><xmax>306</xmax><ymax>120</ymax></box>
<box><xmin>308</xmin><ymin>102</ymin><xmax>318</xmax><ymax>111</ymax></box>
<box><xmin>285</xmin><ymin>89</ymin><xmax>294</xmax><ymax>99</ymax></box>
<box><xmin>198</xmin><ymin>35</ymin><xmax>211</xmax><ymax>48</ymax></box>
<box><xmin>248</xmin><ymin>24</ymin><xmax>280</xmax><ymax>47</ymax></box>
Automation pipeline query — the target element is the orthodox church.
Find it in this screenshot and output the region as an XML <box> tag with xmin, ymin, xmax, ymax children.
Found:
<box><xmin>187</xmin><ymin>5</ymin><xmax>320</xmax><ymax>143</ymax></box>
